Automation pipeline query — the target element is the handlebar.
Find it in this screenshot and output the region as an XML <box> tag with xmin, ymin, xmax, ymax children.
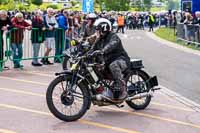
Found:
<box><xmin>75</xmin><ymin>50</ymin><xmax>105</xmax><ymax>67</ymax></box>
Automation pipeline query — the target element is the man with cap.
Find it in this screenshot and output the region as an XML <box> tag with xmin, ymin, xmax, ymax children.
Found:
<box><xmin>11</xmin><ymin>12</ymin><xmax>32</xmax><ymax>68</ymax></box>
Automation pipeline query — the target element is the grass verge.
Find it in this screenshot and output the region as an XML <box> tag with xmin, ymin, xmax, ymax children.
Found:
<box><xmin>154</xmin><ymin>27</ymin><xmax>200</xmax><ymax>51</ymax></box>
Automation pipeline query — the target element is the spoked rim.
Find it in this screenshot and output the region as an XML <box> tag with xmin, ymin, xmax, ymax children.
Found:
<box><xmin>127</xmin><ymin>73</ymin><xmax>149</xmax><ymax>106</ymax></box>
<box><xmin>52</xmin><ymin>79</ymin><xmax>84</xmax><ymax>117</ymax></box>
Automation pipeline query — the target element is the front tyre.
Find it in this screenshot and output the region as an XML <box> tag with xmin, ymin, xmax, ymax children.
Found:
<box><xmin>126</xmin><ymin>70</ymin><xmax>151</xmax><ymax>110</ymax></box>
<box><xmin>46</xmin><ymin>75</ymin><xmax>90</xmax><ymax>122</ymax></box>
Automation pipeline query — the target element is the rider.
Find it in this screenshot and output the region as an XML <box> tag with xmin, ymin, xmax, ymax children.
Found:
<box><xmin>90</xmin><ymin>18</ymin><xmax>130</xmax><ymax>100</ymax></box>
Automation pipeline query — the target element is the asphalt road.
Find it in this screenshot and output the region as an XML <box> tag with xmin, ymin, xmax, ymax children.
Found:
<box><xmin>0</xmin><ymin>29</ymin><xmax>200</xmax><ymax>133</ymax></box>
<box><xmin>120</xmin><ymin>30</ymin><xmax>200</xmax><ymax>104</ymax></box>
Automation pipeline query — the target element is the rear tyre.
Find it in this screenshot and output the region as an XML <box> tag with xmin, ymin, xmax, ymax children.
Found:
<box><xmin>126</xmin><ymin>70</ymin><xmax>151</xmax><ymax>110</ymax></box>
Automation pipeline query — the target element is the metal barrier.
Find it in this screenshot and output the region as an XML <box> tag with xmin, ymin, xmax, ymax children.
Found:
<box><xmin>6</xmin><ymin>28</ymin><xmax>65</xmax><ymax>65</ymax></box>
<box><xmin>176</xmin><ymin>23</ymin><xmax>200</xmax><ymax>47</ymax></box>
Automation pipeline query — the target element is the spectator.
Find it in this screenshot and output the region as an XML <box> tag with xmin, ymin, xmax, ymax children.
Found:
<box><xmin>138</xmin><ymin>14</ymin><xmax>144</xmax><ymax>30</ymax></box>
<box><xmin>183</xmin><ymin>12</ymin><xmax>194</xmax><ymax>45</ymax></box>
<box><xmin>193</xmin><ymin>11</ymin><xmax>200</xmax><ymax>25</ymax></box>
<box><xmin>127</xmin><ymin>13</ymin><xmax>134</xmax><ymax>30</ymax></box>
<box><xmin>42</xmin><ymin>8</ymin><xmax>58</xmax><ymax>65</ymax></box>
<box><xmin>173</xmin><ymin>11</ymin><xmax>177</xmax><ymax>27</ymax></box>
<box><xmin>67</xmin><ymin>12</ymin><xmax>75</xmax><ymax>46</ymax></box>
<box><xmin>180</xmin><ymin>12</ymin><xmax>186</xmax><ymax>23</ymax></box>
<box><xmin>148</xmin><ymin>12</ymin><xmax>155</xmax><ymax>32</ymax></box>
<box><xmin>168</xmin><ymin>11</ymin><xmax>173</xmax><ymax>27</ymax></box>
<box><xmin>73</xmin><ymin>12</ymin><xmax>81</xmax><ymax>38</ymax></box>
<box><xmin>11</xmin><ymin>12</ymin><xmax>31</xmax><ymax>68</ymax></box>
<box><xmin>31</xmin><ymin>10</ymin><xmax>45</xmax><ymax>67</ymax></box>
<box><xmin>116</xmin><ymin>13</ymin><xmax>125</xmax><ymax>34</ymax></box>
<box><xmin>55</xmin><ymin>9</ymin><xmax>69</xmax><ymax>63</ymax></box>
<box><xmin>193</xmin><ymin>11</ymin><xmax>200</xmax><ymax>43</ymax></box>
<box><xmin>0</xmin><ymin>10</ymin><xmax>12</xmax><ymax>69</ymax></box>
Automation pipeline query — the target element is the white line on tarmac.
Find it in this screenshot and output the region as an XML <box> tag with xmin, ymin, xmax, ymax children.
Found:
<box><xmin>159</xmin><ymin>85</ymin><xmax>200</xmax><ymax>112</ymax></box>
<box><xmin>0</xmin><ymin>76</ymin><xmax>48</xmax><ymax>86</ymax></box>
<box><xmin>1</xmin><ymin>72</ymin><xmax>199</xmax><ymax>112</ymax></box>
<box><xmin>0</xmin><ymin>87</ymin><xmax>194</xmax><ymax>112</ymax></box>
<box><xmin>104</xmin><ymin>106</ymin><xmax>200</xmax><ymax>129</ymax></box>
<box><xmin>0</xmin><ymin>86</ymin><xmax>200</xmax><ymax>129</ymax></box>
<box><xmin>0</xmin><ymin>104</ymin><xmax>139</xmax><ymax>133</ymax></box>
<box><xmin>21</xmin><ymin>71</ymin><xmax>200</xmax><ymax>112</ymax></box>
<box><xmin>0</xmin><ymin>129</ymin><xmax>17</xmax><ymax>133</ymax></box>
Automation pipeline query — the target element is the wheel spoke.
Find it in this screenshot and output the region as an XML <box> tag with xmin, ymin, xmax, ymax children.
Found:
<box><xmin>51</xmin><ymin>79</ymin><xmax>84</xmax><ymax>117</ymax></box>
<box><xmin>73</xmin><ymin>94</ymin><xmax>84</xmax><ymax>99</ymax></box>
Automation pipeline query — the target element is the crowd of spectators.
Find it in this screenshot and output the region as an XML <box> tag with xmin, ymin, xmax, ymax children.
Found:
<box><xmin>179</xmin><ymin>11</ymin><xmax>200</xmax><ymax>45</ymax></box>
<box><xmin>2</xmin><ymin>8</ymin><xmax>196</xmax><ymax>70</ymax></box>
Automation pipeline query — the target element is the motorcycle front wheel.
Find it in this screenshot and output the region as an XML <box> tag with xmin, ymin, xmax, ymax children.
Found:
<box><xmin>46</xmin><ymin>75</ymin><xmax>90</xmax><ymax>122</ymax></box>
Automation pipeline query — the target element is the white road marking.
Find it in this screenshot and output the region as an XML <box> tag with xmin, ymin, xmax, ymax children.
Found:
<box><xmin>159</xmin><ymin>85</ymin><xmax>200</xmax><ymax>112</ymax></box>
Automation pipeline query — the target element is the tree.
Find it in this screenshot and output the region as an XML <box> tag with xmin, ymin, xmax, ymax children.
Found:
<box><xmin>99</xmin><ymin>0</ymin><xmax>130</xmax><ymax>11</ymax></box>
<box><xmin>0</xmin><ymin>0</ymin><xmax>9</xmax><ymax>4</ymax></box>
<box><xmin>167</xmin><ymin>0</ymin><xmax>179</xmax><ymax>10</ymax></box>
<box><xmin>132</xmin><ymin>0</ymin><xmax>145</xmax><ymax>11</ymax></box>
<box><xmin>71</xmin><ymin>0</ymin><xmax>76</xmax><ymax>6</ymax></box>
<box><xmin>47</xmin><ymin>4</ymin><xmax>58</xmax><ymax>9</ymax></box>
<box><xmin>31</xmin><ymin>0</ymin><xmax>42</xmax><ymax>6</ymax></box>
<box><xmin>143</xmin><ymin>0</ymin><xmax>152</xmax><ymax>11</ymax></box>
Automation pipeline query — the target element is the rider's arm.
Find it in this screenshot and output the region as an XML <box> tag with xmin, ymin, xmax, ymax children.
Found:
<box><xmin>102</xmin><ymin>34</ymin><xmax>120</xmax><ymax>54</ymax></box>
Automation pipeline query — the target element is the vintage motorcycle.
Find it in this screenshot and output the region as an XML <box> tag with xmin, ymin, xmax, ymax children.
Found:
<box><xmin>46</xmin><ymin>48</ymin><xmax>160</xmax><ymax>122</ymax></box>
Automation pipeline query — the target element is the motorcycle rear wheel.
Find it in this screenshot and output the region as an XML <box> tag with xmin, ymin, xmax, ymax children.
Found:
<box><xmin>126</xmin><ymin>70</ymin><xmax>151</xmax><ymax>110</ymax></box>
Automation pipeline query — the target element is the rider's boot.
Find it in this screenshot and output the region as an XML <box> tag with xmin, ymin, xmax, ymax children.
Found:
<box><xmin>113</xmin><ymin>79</ymin><xmax>127</xmax><ymax>100</ymax></box>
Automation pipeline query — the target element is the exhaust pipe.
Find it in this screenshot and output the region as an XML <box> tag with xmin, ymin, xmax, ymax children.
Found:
<box><xmin>96</xmin><ymin>94</ymin><xmax>123</xmax><ymax>103</ymax></box>
<box><xmin>126</xmin><ymin>91</ymin><xmax>153</xmax><ymax>101</ymax></box>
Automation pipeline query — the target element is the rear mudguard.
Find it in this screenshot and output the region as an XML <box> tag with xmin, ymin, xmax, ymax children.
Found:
<box><xmin>55</xmin><ymin>70</ymin><xmax>92</xmax><ymax>110</ymax></box>
<box><xmin>129</xmin><ymin>69</ymin><xmax>159</xmax><ymax>90</ymax></box>
<box><xmin>145</xmin><ymin>76</ymin><xmax>158</xmax><ymax>89</ymax></box>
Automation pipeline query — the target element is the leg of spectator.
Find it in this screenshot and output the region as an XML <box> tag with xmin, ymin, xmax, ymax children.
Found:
<box><xmin>54</xmin><ymin>41</ymin><xmax>60</xmax><ymax>62</ymax></box>
<box><xmin>149</xmin><ymin>24</ymin><xmax>151</xmax><ymax>32</ymax></box>
<box><xmin>17</xmin><ymin>44</ymin><xmax>23</xmax><ymax>67</ymax></box>
<box><xmin>65</xmin><ymin>37</ymin><xmax>70</xmax><ymax>50</ymax></box>
<box><xmin>122</xmin><ymin>26</ymin><xmax>125</xmax><ymax>34</ymax></box>
<box><xmin>44</xmin><ymin>48</ymin><xmax>51</xmax><ymax>57</ymax></box>
<box><xmin>11</xmin><ymin>43</ymin><xmax>19</xmax><ymax>68</ymax></box>
<box><xmin>116</xmin><ymin>26</ymin><xmax>120</xmax><ymax>33</ymax></box>
<box><xmin>32</xmin><ymin>43</ymin><xmax>37</xmax><ymax>64</ymax></box>
<box><xmin>152</xmin><ymin>24</ymin><xmax>154</xmax><ymax>32</ymax></box>
<box><xmin>32</xmin><ymin>43</ymin><xmax>40</xmax><ymax>64</ymax></box>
